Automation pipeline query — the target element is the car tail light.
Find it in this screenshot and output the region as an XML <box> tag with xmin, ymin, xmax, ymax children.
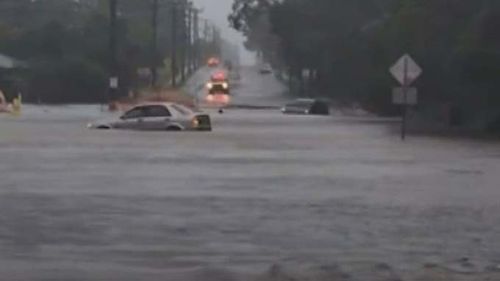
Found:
<box><xmin>192</xmin><ymin>117</ymin><xmax>199</xmax><ymax>128</ymax></box>
<box><xmin>206</xmin><ymin>95</ymin><xmax>214</xmax><ymax>102</ymax></box>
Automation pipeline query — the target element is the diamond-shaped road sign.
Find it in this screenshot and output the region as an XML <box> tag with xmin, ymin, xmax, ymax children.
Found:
<box><xmin>390</xmin><ymin>54</ymin><xmax>422</xmax><ymax>86</ymax></box>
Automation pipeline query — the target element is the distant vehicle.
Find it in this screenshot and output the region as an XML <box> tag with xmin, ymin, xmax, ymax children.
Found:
<box><xmin>210</xmin><ymin>71</ymin><xmax>227</xmax><ymax>82</ymax></box>
<box><xmin>205</xmin><ymin>71</ymin><xmax>231</xmax><ymax>106</ymax></box>
<box><xmin>281</xmin><ymin>99</ymin><xmax>330</xmax><ymax>115</ymax></box>
<box><xmin>88</xmin><ymin>102</ymin><xmax>212</xmax><ymax>131</ymax></box>
<box><xmin>259</xmin><ymin>64</ymin><xmax>273</xmax><ymax>74</ymax></box>
<box><xmin>207</xmin><ymin>57</ymin><xmax>220</xmax><ymax>67</ymax></box>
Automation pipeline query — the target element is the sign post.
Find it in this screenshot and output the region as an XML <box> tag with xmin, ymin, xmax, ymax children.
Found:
<box><xmin>392</xmin><ymin>87</ymin><xmax>417</xmax><ymax>105</ymax></box>
<box><xmin>402</xmin><ymin>56</ymin><xmax>409</xmax><ymax>140</ymax></box>
<box><xmin>390</xmin><ymin>54</ymin><xmax>422</xmax><ymax>141</ymax></box>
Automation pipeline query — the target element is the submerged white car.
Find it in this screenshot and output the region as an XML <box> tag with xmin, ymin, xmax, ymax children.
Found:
<box><xmin>88</xmin><ymin>102</ymin><xmax>212</xmax><ymax>131</ymax></box>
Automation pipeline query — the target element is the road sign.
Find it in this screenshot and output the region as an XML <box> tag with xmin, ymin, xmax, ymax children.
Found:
<box><xmin>389</xmin><ymin>54</ymin><xmax>422</xmax><ymax>141</ymax></box>
<box><xmin>109</xmin><ymin>77</ymin><xmax>119</xmax><ymax>89</ymax></box>
<box><xmin>302</xmin><ymin>69</ymin><xmax>311</xmax><ymax>78</ymax></box>
<box><xmin>137</xmin><ymin>68</ymin><xmax>152</xmax><ymax>78</ymax></box>
<box><xmin>390</xmin><ymin>54</ymin><xmax>422</xmax><ymax>86</ymax></box>
<box><xmin>392</xmin><ymin>87</ymin><xmax>418</xmax><ymax>105</ymax></box>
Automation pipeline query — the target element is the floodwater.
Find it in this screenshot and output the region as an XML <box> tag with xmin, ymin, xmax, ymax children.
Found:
<box><xmin>0</xmin><ymin>67</ymin><xmax>500</xmax><ymax>280</ymax></box>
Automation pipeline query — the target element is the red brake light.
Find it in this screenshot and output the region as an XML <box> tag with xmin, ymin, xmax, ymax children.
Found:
<box><xmin>212</xmin><ymin>71</ymin><xmax>226</xmax><ymax>81</ymax></box>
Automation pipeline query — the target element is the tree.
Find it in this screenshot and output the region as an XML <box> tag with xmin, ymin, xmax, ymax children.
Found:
<box><xmin>231</xmin><ymin>0</ymin><xmax>500</xmax><ymax>128</ymax></box>
<box><xmin>0</xmin><ymin>0</ymin><xmax>211</xmax><ymax>103</ymax></box>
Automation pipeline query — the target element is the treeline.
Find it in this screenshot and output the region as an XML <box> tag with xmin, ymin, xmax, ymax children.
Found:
<box><xmin>0</xmin><ymin>0</ymin><xmax>220</xmax><ymax>103</ymax></box>
<box><xmin>230</xmin><ymin>0</ymin><xmax>500</xmax><ymax>130</ymax></box>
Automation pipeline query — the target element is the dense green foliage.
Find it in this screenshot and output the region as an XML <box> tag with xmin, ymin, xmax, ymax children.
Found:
<box><xmin>0</xmin><ymin>0</ymin><xmax>211</xmax><ymax>103</ymax></box>
<box><xmin>230</xmin><ymin>0</ymin><xmax>500</xmax><ymax>127</ymax></box>
<box><xmin>0</xmin><ymin>0</ymin><xmax>106</xmax><ymax>102</ymax></box>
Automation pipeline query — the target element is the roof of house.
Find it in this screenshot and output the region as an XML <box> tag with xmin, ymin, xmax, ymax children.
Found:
<box><xmin>0</xmin><ymin>53</ymin><xmax>27</xmax><ymax>69</ymax></box>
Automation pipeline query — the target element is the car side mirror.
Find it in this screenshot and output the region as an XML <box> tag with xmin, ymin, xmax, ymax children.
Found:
<box><xmin>120</xmin><ymin>115</ymin><xmax>126</xmax><ymax>120</ymax></box>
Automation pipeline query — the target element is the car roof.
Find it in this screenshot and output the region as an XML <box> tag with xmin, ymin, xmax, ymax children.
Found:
<box><xmin>131</xmin><ymin>102</ymin><xmax>199</xmax><ymax>114</ymax></box>
<box><xmin>293</xmin><ymin>98</ymin><xmax>330</xmax><ymax>104</ymax></box>
<box><xmin>286</xmin><ymin>99</ymin><xmax>315</xmax><ymax>105</ymax></box>
<box><xmin>133</xmin><ymin>102</ymin><xmax>175</xmax><ymax>107</ymax></box>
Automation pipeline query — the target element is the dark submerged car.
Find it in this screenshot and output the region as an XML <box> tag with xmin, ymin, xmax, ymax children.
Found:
<box><xmin>281</xmin><ymin>99</ymin><xmax>330</xmax><ymax>115</ymax></box>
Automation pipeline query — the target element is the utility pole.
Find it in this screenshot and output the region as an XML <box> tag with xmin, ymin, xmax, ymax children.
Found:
<box><xmin>212</xmin><ymin>25</ymin><xmax>220</xmax><ymax>57</ymax></box>
<box><xmin>170</xmin><ymin>2</ymin><xmax>178</xmax><ymax>87</ymax></box>
<box><xmin>401</xmin><ymin>56</ymin><xmax>409</xmax><ymax>141</ymax></box>
<box><xmin>193</xmin><ymin>9</ymin><xmax>199</xmax><ymax>70</ymax></box>
<box><xmin>179</xmin><ymin>3</ymin><xmax>186</xmax><ymax>83</ymax></box>
<box><xmin>108</xmin><ymin>0</ymin><xmax>118</xmax><ymax>103</ymax></box>
<box><xmin>203</xmin><ymin>19</ymin><xmax>210</xmax><ymax>62</ymax></box>
<box><xmin>150</xmin><ymin>0</ymin><xmax>159</xmax><ymax>87</ymax></box>
<box><xmin>212</xmin><ymin>25</ymin><xmax>217</xmax><ymax>56</ymax></box>
<box><xmin>186</xmin><ymin>4</ymin><xmax>192</xmax><ymax>75</ymax></box>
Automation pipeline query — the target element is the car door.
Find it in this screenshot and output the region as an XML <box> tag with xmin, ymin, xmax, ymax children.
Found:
<box><xmin>141</xmin><ymin>105</ymin><xmax>172</xmax><ymax>130</ymax></box>
<box><xmin>114</xmin><ymin>106</ymin><xmax>146</xmax><ymax>130</ymax></box>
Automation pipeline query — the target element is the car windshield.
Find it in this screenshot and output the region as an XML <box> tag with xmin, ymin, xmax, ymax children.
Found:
<box><xmin>3</xmin><ymin>1</ymin><xmax>500</xmax><ymax>280</ymax></box>
<box><xmin>170</xmin><ymin>104</ymin><xmax>192</xmax><ymax>115</ymax></box>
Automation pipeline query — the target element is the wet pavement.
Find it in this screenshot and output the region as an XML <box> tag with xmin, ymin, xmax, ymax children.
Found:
<box><xmin>0</xmin><ymin>67</ymin><xmax>500</xmax><ymax>280</ymax></box>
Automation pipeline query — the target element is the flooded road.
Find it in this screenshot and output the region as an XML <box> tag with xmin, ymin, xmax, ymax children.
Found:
<box><xmin>0</xmin><ymin>68</ymin><xmax>500</xmax><ymax>280</ymax></box>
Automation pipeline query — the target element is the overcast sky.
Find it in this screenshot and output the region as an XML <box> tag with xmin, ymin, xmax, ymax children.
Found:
<box><xmin>191</xmin><ymin>0</ymin><xmax>254</xmax><ymax>64</ymax></box>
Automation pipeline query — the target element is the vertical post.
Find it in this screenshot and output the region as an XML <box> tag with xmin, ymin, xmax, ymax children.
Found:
<box><xmin>401</xmin><ymin>56</ymin><xmax>409</xmax><ymax>141</ymax></box>
<box><xmin>108</xmin><ymin>0</ymin><xmax>118</xmax><ymax>103</ymax></box>
<box><xmin>193</xmin><ymin>9</ymin><xmax>199</xmax><ymax>69</ymax></box>
<box><xmin>180</xmin><ymin>3</ymin><xmax>186</xmax><ymax>83</ymax></box>
<box><xmin>203</xmin><ymin>20</ymin><xmax>209</xmax><ymax>63</ymax></box>
<box><xmin>298</xmin><ymin>67</ymin><xmax>305</xmax><ymax>97</ymax></box>
<box><xmin>150</xmin><ymin>0</ymin><xmax>159</xmax><ymax>87</ymax></box>
<box><xmin>186</xmin><ymin>4</ymin><xmax>192</xmax><ymax>74</ymax></box>
<box><xmin>171</xmin><ymin>2</ymin><xmax>177</xmax><ymax>87</ymax></box>
<box><xmin>212</xmin><ymin>25</ymin><xmax>217</xmax><ymax>56</ymax></box>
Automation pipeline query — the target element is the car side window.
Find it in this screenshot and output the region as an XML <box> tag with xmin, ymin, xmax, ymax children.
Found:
<box><xmin>122</xmin><ymin>107</ymin><xmax>145</xmax><ymax>119</ymax></box>
<box><xmin>144</xmin><ymin>105</ymin><xmax>171</xmax><ymax>117</ymax></box>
